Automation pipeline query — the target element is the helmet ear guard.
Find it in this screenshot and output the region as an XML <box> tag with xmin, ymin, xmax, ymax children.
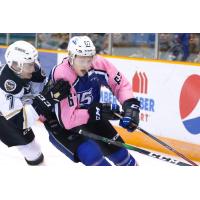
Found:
<box><xmin>68</xmin><ymin>51</ymin><xmax>76</xmax><ymax>65</ymax></box>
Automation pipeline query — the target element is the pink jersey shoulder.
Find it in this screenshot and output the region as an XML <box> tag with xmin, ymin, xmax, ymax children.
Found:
<box><xmin>52</xmin><ymin>58</ymin><xmax>77</xmax><ymax>85</ymax></box>
<box><xmin>92</xmin><ymin>55</ymin><xmax>133</xmax><ymax>104</ymax></box>
<box><xmin>92</xmin><ymin>55</ymin><xmax>114</xmax><ymax>71</ymax></box>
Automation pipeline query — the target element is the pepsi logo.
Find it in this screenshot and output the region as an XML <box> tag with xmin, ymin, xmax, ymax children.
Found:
<box><xmin>179</xmin><ymin>74</ymin><xmax>200</xmax><ymax>134</ymax></box>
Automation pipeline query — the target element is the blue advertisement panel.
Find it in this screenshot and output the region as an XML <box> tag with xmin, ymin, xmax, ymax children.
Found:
<box><xmin>38</xmin><ymin>52</ymin><xmax>57</xmax><ymax>75</ymax></box>
<box><xmin>0</xmin><ymin>48</ymin><xmax>6</xmax><ymax>63</ymax></box>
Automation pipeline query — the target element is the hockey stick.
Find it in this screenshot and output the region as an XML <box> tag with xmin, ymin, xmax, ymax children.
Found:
<box><xmin>78</xmin><ymin>129</ymin><xmax>191</xmax><ymax>166</ymax></box>
<box><xmin>114</xmin><ymin>112</ymin><xmax>198</xmax><ymax>166</ymax></box>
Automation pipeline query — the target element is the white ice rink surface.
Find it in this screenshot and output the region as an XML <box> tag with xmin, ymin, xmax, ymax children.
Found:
<box><xmin>1</xmin><ymin>122</ymin><xmax>200</xmax><ymax>200</ymax></box>
<box><xmin>0</xmin><ymin>122</ymin><xmax>197</xmax><ymax>166</ymax></box>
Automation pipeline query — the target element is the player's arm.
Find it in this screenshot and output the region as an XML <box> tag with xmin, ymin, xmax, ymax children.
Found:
<box><xmin>95</xmin><ymin>56</ymin><xmax>140</xmax><ymax>131</ymax></box>
<box><xmin>95</xmin><ymin>55</ymin><xmax>133</xmax><ymax>104</ymax></box>
<box><xmin>31</xmin><ymin>79</ymin><xmax>71</xmax><ymax>120</ymax></box>
<box><xmin>0</xmin><ymin>86</ymin><xmax>34</xmax><ymax>130</ymax></box>
<box><xmin>0</xmin><ymin>85</ymin><xmax>24</xmax><ymax>119</ymax></box>
<box><xmin>51</xmin><ymin>64</ymin><xmax>91</xmax><ymax>129</ymax></box>
<box><xmin>56</xmin><ymin>99</ymin><xmax>120</xmax><ymax>130</ymax></box>
<box><xmin>30</xmin><ymin>62</ymin><xmax>46</xmax><ymax>83</ymax></box>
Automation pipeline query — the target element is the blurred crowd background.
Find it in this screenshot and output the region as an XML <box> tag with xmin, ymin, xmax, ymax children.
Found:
<box><xmin>1</xmin><ymin>33</ymin><xmax>200</xmax><ymax>62</ymax></box>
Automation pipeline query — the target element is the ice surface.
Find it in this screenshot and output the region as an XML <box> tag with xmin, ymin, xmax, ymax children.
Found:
<box><xmin>0</xmin><ymin>122</ymin><xmax>197</xmax><ymax>166</ymax></box>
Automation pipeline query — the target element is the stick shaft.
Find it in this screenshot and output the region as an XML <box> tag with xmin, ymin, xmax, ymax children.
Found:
<box><xmin>114</xmin><ymin>112</ymin><xmax>198</xmax><ymax>166</ymax></box>
<box><xmin>137</xmin><ymin>126</ymin><xmax>198</xmax><ymax>166</ymax></box>
<box><xmin>79</xmin><ymin>129</ymin><xmax>192</xmax><ymax>166</ymax></box>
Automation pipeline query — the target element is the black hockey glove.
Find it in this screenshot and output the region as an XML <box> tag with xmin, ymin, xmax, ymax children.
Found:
<box><xmin>43</xmin><ymin>79</ymin><xmax>71</xmax><ymax>103</ymax></box>
<box><xmin>32</xmin><ymin>79</ymin><xmax>71</xmax><ymax>117</ymax></box>
<box><xmin>88</xmin><ymin>102</ymin><xmax>120</xmax><ymax>122</ymax></box>
<box><xmin>44</xmin><ymin>117</ymin><xmax>63</xmax><ymax>135</ymax></box>
<box><xmin>119</xmin><ymin>98</ymin><xmax>140</xmax><ymax>132</ymax></box>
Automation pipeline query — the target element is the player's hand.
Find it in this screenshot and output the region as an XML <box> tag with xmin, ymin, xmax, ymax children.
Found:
<box><xmin>88</xmin><ymin>103</ymin><xmax>120</xmax><ymax>122</ymax></box>
<box><xmin>43</xmin><ymin>79</ymin><xmax>71</xmax><ymax>103</ymax></box>
<box><xmin>44</xmin><ymin>118</ymin><xmax>63</xmax><ymax>135</ymax></box>
<box><xmin>32</xmin><ymin>80</ymin><xmax>71</xmax><ymax>117</ymax></box>
<box><xmin>119</xmin><ymin>98</ymin><xmax>140</xmax><ymax>132</ymax></box>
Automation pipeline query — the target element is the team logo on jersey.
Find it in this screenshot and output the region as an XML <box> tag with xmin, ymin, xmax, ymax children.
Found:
<box><xmin>4</xmin><ymin>80</ymin><xmax>16</xmax><ymax>92</ymax></box>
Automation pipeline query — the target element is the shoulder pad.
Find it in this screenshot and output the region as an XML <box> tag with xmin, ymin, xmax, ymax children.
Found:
<box><xmin>0</xmin><ymin>66</ymin><xmax>24</xmax><ymax>95</ymax></box>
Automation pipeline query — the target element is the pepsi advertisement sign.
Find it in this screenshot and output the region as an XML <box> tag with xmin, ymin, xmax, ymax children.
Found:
<box><xmin>179</xmin><ymin>74</ymin><xmax>200</xmax><ymax>134</ymax></box>
<box><xmin>100</xmin><ymin>56</ymin><xmax>200</xmax><ymax>146</ymax></box>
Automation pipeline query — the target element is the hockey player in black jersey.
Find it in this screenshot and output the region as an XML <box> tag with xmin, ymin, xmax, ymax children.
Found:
<box><xmin>0</xmin><ymin>41</ymin><xmax>70</xmax><ymax>165</ymax></box>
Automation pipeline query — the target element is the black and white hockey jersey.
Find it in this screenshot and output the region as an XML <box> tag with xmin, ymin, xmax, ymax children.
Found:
<box><xmin>0</xmin><ymin>64</ymin><xmax>46</xmax><ymax>130</ymax></box>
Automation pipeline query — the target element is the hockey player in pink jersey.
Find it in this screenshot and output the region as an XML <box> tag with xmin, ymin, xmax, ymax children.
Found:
<box><xmin>45</xmin><ymin>35</ymin><xmax>140</xmax><ymax>166</ymax></box>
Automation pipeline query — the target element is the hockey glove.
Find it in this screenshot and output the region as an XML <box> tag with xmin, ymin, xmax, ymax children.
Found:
<box><xmin>42</xmin><ymin>79</ymin><xmax>71</xmax><ymax>103</ymax></box>
<box><xmin>44</xmin><ymin>118</ymin><xmax>63</xmax><ymax>135</ymax></box>
<box><xmin>32</xmin><ymin>79</ymin><xmax>71</xmax><ymax>117</ymax></box>
<box><xmin>119</xmin><ymin>98</ymin><xmax>140</xmax><ymax>132</ymax></box>
<box><xmin>88</xmin><ymin>103</ymin><xmax>120</xmax><ymax>122</ymax></box>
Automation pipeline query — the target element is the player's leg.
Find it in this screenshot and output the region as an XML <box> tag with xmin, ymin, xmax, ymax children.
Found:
<box><xmin>0</xmin><ymin>116</ymin><xmax>44</xmax><ymax>165</ymax></box>
<box><xmin>48</xmin><ymin>129</ymin><xmax>78</xmax><ymax>162</ymax></box>
<box><xmin>15</xmin><ymin>128</ymin><xmax>44</xmax><ymax>165</ymax></box>
<box><xmin>76</xmin><ymin>139</ymin><xmax>111</xmax><ymax>166</ymax></box>
<box><xmin>46</xmin><ymin>125</ymin><xmax>111</xmax><ymax>166</ymax></box>
<box><xmin>85</xmin><ymin>120</ymin><xmax>137</xmax><ymax>166</ymax></box>
<box><xmin>16</xmin><ymin>137</ymin><xmax>44</xmax><ymax>166</ymax></box>
<box><xmin>107</xmin><ymin>147</ymin><xmax>137</xmax><ymax>166</ymax></box>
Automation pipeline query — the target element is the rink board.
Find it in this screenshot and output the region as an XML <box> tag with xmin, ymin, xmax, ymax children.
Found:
<box><xmin>101</xmin><ymin>55</ymin><xmax>200</xmax><ymax>162</ymax></box>
<box><xmin>0</xmin><ymin>46</ymin><xmax>200</xmax><ymax>162</ymax></box>
<box><xmin>117</xmin><ymin>127</ymin><xmax>200</xmax><ymax>162</ymax></box>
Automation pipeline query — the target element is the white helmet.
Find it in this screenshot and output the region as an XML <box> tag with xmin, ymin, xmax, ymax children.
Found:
<box><xmin>5</xmin><ymin>40</ymin><xmax>38</xmax><ymax>74</ymax></box>
<box><xmin>67</xmin><ymin>36</ymin><xmax>96</xmax><ymax>64</ymax></box>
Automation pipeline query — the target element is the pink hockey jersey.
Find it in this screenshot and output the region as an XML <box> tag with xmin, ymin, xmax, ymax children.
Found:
<box><xmin>51</xmin><ymin>55</ymin><xmax>133</xmax><ymax>130</ymax></box>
